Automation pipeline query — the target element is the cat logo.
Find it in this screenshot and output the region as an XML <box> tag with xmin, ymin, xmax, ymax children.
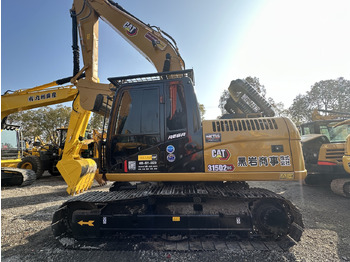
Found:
<box><xmin>123</xmin><ymin>22</ymin><xmax>138</xmax><ymax>36</ymax></box>
<box><xmin>211</xmin><ymin>149</ymin><xmax>231</xmax><ymax>161</ymax></box>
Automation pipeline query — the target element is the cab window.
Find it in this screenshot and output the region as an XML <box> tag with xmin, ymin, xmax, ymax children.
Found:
<box><xmin>166</xmin><ymin>83</ymin><xmax>187</xmax><ymax>132</ymax></box>
<box><xmin>115</xmin><ymin>88</ymin><xmax>159</xmax><ymax>135</ymax></box>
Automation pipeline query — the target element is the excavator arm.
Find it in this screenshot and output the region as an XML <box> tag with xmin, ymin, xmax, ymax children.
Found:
<box><xmin>69</xmin><ymin>0</ymin><xmax>185</xmax><ymax>113</ymax></box>
<box><xmin>56</xmin><ymin>93</ymin><xmax>97</xmax><ymax>195</ymax></box>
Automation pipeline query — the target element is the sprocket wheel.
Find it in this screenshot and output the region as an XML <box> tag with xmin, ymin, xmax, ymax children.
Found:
<box><xmin>251</xmin><ymin>200</ymin><xmax>292</xmax><ymax>239</ymax></box>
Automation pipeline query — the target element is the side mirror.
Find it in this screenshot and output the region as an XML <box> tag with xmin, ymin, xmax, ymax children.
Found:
<box><xmin>92</xmin><ymin>94</ymin><xmax>111</xmax><ymax>116</ymax></box>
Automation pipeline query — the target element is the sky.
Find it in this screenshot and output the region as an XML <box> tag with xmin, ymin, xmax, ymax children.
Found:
<box><xmin>1</xmin><ymin>0</ymin><xmax>350</xmax><ymax>119</ymax></box>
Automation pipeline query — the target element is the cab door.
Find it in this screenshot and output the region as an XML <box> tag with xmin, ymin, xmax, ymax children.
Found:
<box><xmin>107</xmin><ymin>84</ymin><xmax>164</xmax><ymax>173</ymax></box>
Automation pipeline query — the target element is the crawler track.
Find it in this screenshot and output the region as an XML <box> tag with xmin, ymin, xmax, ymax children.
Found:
<box><xmin>331</xmin><ymin>178</ymin><xmax>350</xmax><ymax>197</ymax></box>
<box><xmin>1</xmin><ymin>167</ymin><xmax>36</xmax><ymax>187</ymax></box>
<box><xmin>52</xmin><ymin>183</ymin><xmax>303</xmax><ymax>250</ymax></box>
<box><xmin>55</xmin><ymin>235</ymin><xmax>296</xmax><ymax>251</ymax></box>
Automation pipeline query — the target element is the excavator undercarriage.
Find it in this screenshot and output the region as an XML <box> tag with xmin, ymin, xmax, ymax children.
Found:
<box><xmin>1</xmin><ymin>167</ymin><xmax>36</xmax><ymax>187</ymax></box>
<box><xmin>52</xmin><ymin>182</ymin><xmax>303</xmax><ymax>250</ymax></box>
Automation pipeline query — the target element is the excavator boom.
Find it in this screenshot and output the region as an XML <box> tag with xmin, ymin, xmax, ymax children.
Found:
<box><xmin>1</xmin><ymin>79</ymin><xmax>77</xmax><ymax>125</ymax></box>
<box><xmin>72</xmin><ymin>0</ymin><xmax>184</xmax><ymax>83</ymax></box>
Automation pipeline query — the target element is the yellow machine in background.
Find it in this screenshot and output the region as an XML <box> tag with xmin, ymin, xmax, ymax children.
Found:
<box><xmin>344</xmin><ymin>133</ymin><xmax>350</xmax><ymax>173</ymax></box>
<box><xmin>1</xmin><ymin>124</ymin><xmax>23</xmax><ymax>168</ymax></box>
<box><xmin>300</xmin><ymin>113</ymin><xmax>350</xmax><ymax>197</ymax></box>
<box><xmin>1</xmin><ymin>124</ymin><xmax>37</xmax><ymax>186</ymax></box>
<box><xmin>1</xmin><ymin>80</ymin><xmax>77</xmax><ymax>121</ymax></box>
<box><xmin>1</xmin><ymin>78</ymin><xmax>102</xmax><ymax>186</ymax></box>
<box><xmin>330</xmin><ymin>119</ymin><xmax>350</xmax><ymax>197</ymax></box>
<box><xmin>1</xmin><ymin>79</ymin><xmax>77</xmax><ymax>185</ymax></box>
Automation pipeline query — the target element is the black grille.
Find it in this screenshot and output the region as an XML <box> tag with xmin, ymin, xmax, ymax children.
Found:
<box><xmin>211</xmin><ymin>118</ymin><xmax>278</xmax><ymax>132</ymax></box>
<box><xmin>325</xmin><ymin>148</ymin><xmax>345</xmax><ymax>161</ymax></box>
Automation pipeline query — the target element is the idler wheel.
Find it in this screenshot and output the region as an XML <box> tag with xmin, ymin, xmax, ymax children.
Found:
<box><xmin>251</xmin><ymin>200</ymin><xmax>292</xmax><ymax>238</ymax></box>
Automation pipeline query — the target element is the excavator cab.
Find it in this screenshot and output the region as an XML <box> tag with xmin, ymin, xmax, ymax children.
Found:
<box><xmin>103</xmin><ymin>70</ymin><xmax>204</xmax><ymax>174</ymax></box>
<box><xmin>1</xmin><ymin>124</ymin><xmax>36</xmax><ymax>186</ymax></box>
<box><xmin>1</xmin><ymin>124</ymin><xmax>22</xmax><ymax>162</ymax></box>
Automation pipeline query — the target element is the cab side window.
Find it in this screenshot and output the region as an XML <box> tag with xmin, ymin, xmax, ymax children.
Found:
<box><xmin>166</xmin><ymin>83</ymin><xmax>187</xmax><ymax>132</ymax></box>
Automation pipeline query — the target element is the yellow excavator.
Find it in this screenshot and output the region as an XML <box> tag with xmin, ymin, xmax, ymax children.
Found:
<box><xmin>47</xmin><ymin>0</ymin><xmax>307</xmax><ymax>249</ymax></box>
<box><xmin>330</xmin><ymin>119</ymin><xmax>350</xmax><ymax>197</ymax></box>
<box><xmin>1</xmin><ymin>123</ymin><xmax>37</xmax><ymax>186</ymax></box>
<box><xmin>1</xmin><ymin>77</ymin><xmax>106</xmax><ymax>186</ymax></box>
<box><xmin>300</xmin><ymin>111</ymin><xmax>350</xmax><ymax>197</ymax></box>
<box><xmin>1</xmin><ymin>79</ymin><xmax>78</xmax><ymax>185</ymax></box>
<box><xmin>344</xmin><ymin>132</ymin><xmax>350</xmax><ymax>174</ymax></box>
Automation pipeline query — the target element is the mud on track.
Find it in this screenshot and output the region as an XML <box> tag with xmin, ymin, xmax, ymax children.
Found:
<box><xmin>2</xmin><ymin>173</ymin><xmax>350</xmax><ymax>261</ymax></box>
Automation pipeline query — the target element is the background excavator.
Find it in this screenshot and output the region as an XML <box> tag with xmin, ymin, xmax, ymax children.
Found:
<box><xmin>49</xmin><ymin>0</ymin><xmax>307</xmax><ymax>248</ymax></box>
<box><xmin>300</xmin><ymin>110</ymin><xmax>350</xmax><ymax>197</ymax></box>
<box><xmin>1</xmin><ymin>77</ymin><xmax>106</xmax><ymax>186</ymax></box>
<box><xmin>330</xmin><ymin>119</ymin><xmax>350</xmax><ymax>197</ymax></box>
<box><xmin>344</xmin><ymin>130</ymin><xmax>350</xmax><ymax>175</ymax></box>
<box><xmin>1</xmin><ymin>123</ymin><xmax>36</xmax><ymax>186</ymax></box>
<box><xmin>1</xmin><ymin>79</ymin><xmax>78</xmax><ymax>185</ymax></box>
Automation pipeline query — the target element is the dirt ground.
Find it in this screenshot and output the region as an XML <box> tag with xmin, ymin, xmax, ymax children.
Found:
<box><xmin>1</xmin><ymin>173</ymin><xmax>350</xmax><ymax>262</ymax></box>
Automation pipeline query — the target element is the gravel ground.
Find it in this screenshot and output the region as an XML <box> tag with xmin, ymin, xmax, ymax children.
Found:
<box><xmin>1</xmin><ymin>173</ymin><xmax>350</xmax><ymax>262</ymax></box>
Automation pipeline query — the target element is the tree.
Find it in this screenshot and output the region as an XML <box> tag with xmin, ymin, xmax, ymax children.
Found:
<box><xmin>287</xmin><ymin>94</ymin><xmax>311</xmax><ymax>125</ymax></box>
<box><xmin>288</xmin><ymin>77</ymin><xmax>350</xmax><ymax>125</ymax></box>
<box><xmin>7</xmin><ymin>105</ymin><xmax>71</xmax><ymax>145</ymax></box>
<box><xmin>199</xmin><ymin>103</ymin><xmax>206</xmax><ymax>121</ymax></box>
<box><xmin>87</xmin><ymin>112</ymin><xmax>105</xmax><ymax>131</ymax></box>
<box><xmin>218</xmin><ymin>90</ymin><xmax>230</xmax><ymax>115</ymax></box>
<box><xmin>308</xmin><ymin>78</ymin><xmax>350</xmax><ymax>112</ymax></box>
